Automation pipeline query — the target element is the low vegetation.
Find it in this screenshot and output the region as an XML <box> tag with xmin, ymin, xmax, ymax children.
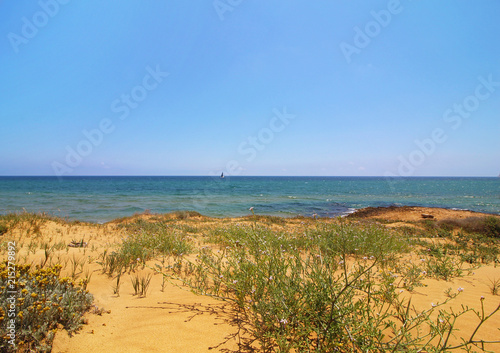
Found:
<box><xmin>153</xmin><ymin>219</ymin><xmax>500</xmax><ymax>352</ymax></box>
<box><xmin>1</xmin><ymin>211</ymin><xmax>499</xmax><ymax>352</ymax></box>
<box><xmin>0</xmin><ymin>262</ymin><xmax>93</xmax><ymax>352</ymax></box>
<box><xmin>99</xmin><ymin>219</ymin><xmax>193</xmax><ymax>277</ymax></box>
<box><xmin>437</xmin><ymin>216</ymin><xmax>500</xmax><ymax>238</ymax></box>
<box><xmin>0</xmin><ymin>223</ymin><xmax>8</xmax><ymax>236</ymax></box>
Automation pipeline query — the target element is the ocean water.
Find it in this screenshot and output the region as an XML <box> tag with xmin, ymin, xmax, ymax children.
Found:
<box><xmin>0</xmin><ymin>176</ymin><xmax>498</xmax><ymax>223</ymax></box>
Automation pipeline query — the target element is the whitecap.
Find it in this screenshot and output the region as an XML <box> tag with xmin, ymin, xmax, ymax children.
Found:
<box><xmin>340</xmin><ymin>208</ymin><xmax>357</xmax><ymax>218</ymax></box>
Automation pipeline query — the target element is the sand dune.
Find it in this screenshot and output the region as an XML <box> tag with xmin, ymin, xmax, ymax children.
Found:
<box><xmin>2</xmin><ymin>207</ymin><xmax>499</xmax><ymax>352</ymax></box>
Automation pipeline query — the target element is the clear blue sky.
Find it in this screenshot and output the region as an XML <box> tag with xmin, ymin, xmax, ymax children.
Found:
<box><xmin>1</xmin><ymin>0</ymin><xmax>499</xmax><ymax>176</ymax></box>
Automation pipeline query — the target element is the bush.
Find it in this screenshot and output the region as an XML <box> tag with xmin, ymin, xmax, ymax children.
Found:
<box><xmin>438</xmin><ymin>216</ymin><xmax>500</xmax><ymax>237</ymax></box>
<box><xmin>0</xmin><ymin>262</ymin><xmax>93</xmax><ymax>352</ymax></box>
<box><xmin>484</xmin><ymin>216</ymin><xmax>500</xmax><ymax>238</ymax></box>
<box><xmin>0</xmin><ymin>224</ymin><xmax>7</xmax><ymax>235</ymax></box>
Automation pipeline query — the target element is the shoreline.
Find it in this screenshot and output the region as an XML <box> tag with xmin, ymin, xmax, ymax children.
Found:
<box><xmin>1</xmin><ymin>205</ymin><xmax>498</xmax><ymax>225</ymax></box>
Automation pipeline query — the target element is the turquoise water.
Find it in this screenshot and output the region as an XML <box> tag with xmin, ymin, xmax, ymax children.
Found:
<box><xmin>0</xmin><ymin>176</ymin><xmax>498</xmax><ymax>223</ymax></box>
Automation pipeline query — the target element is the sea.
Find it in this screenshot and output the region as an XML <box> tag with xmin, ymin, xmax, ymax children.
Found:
<box><xmin>0</xmin><ymin>176</ymin><xmax>498</xmax><ymax>223</ymax></box>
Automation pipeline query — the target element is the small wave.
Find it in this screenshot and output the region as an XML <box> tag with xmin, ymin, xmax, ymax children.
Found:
<box><xmin>451</xmin><ymin>207</ymin><xmax>469</xmax><ymax>211</ymax></box>
<box><xmin>340</xmin><ymin>208</ymin><xmax>358</xmax><ymax>218</ymax></box>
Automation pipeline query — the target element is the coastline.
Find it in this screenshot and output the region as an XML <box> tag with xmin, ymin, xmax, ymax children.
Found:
<box><xmin>1</xmin><ymin>204</ymin><xmax>499</xmax><ymax>226</ymax></box>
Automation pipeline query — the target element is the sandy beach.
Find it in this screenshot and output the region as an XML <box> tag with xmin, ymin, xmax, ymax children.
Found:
<box><xmin>2</xmin><ymin>207</ymin><xmax>499</xmax><ymax>352</ymax></box>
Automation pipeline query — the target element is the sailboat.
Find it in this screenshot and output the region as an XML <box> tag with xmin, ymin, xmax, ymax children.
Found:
<box><xmin>220</xmin><ymin>172</ymin><xmax>225</xmax><ymax>179</ymax></box>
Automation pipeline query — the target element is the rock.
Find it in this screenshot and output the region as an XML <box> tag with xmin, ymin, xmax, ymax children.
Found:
<box><xmin>421</xmin><ymin>213</ymin><xmax>435</xmax><ymax>219</ymax></box>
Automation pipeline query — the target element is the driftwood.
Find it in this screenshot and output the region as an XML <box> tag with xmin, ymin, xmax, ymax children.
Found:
<box><xmin>68</xmin><ymin>240</ymin><xmax>87</xmax><ymax>248</ymax></box>
<box><xmin>421</xmin><ymin>213</ymin><xmax>435</xmax><ymax>219</ymax></box>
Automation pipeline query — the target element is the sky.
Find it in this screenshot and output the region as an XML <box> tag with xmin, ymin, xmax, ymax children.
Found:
<box><xmin>0</xmin><ymin>0</ymin><xmax>499</xmax><ymax>177</ymax></box>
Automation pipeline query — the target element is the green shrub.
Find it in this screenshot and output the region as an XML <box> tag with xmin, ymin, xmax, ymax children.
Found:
<box><xmin>0</xmin><ymin>262</ymin><xmax>93</xmax><ymax>352</ymax></box>
<box><xmin>0</xmin><ymin>224</ymin><xmax>7</xmax><ymax>235</ymax></box>
<box><xmin>438</xmin><ymin>216</ymin><xmax>500</xmax><ymax>237</ymax></box>
<box><xmin>484</xmin><ymin>216</ymin><xmax>500</xmax><ymax>238</ymax></box>
<box><xmin>424</xmin><ymin>253</ymin><xmax>463</xmax><ymax>280</ymax></box>
<box><xmin>308</xmin><ymin>221</ymin><xmax>409</xmax><ymax>260</ymax></box>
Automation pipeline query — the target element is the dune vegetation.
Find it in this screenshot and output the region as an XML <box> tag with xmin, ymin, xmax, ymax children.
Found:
<box><xmin>1</xmin><ymin>210</ymin><xmax>500</xmax><ymax>352</ymax></box>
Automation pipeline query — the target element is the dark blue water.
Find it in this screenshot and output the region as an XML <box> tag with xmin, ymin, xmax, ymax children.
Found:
<box><xmin>0</xmin><ymin>176</ymin><xmax>498</xmax><ymax>223</ymax></box>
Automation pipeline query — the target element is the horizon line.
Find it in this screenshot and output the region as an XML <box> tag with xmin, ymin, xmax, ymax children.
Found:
<box><xmin>0</xmin><ymin>175</ymin><xmax>498</xmax><ymax>178</ymax></box>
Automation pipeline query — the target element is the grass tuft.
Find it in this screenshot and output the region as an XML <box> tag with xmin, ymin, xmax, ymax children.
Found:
<box><xmin>100</xmin><ymin>221</ymin><xmax>192</xmax><ymax>276</ymax></box>
<box><xmin>488</xmin><ymin>278</ymin><xmax>500</xmax><ymax>296</ymax></box>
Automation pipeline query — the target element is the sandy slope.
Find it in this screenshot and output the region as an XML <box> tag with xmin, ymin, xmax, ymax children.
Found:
<box><xmin>52</xmin><ymin>273</ymin><xmax>240</xmax><ymax>352</ymax></box>
<box><xmin>3</xmin><ymin>208</ymin><xmax>499</xmax><ymax>352</ymax></box>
